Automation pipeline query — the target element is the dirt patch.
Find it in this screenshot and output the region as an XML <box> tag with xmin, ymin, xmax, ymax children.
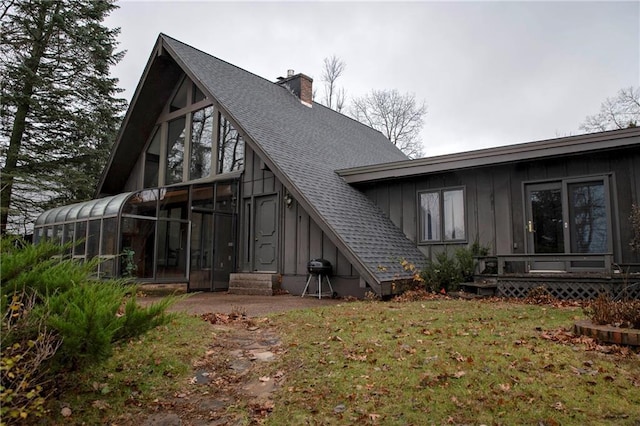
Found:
<box><xmin>119</xmin><ymin>293</ymin><xmax>340</xmax><ymax>425</ymax></box>
<box><xmin>139</xmin><ymin>292</ymin><xmax>342</xmax><ymax>317</ymax></box>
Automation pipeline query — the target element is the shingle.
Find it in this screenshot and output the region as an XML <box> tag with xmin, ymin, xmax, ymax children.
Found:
<box><xmin>163</xmin><ymin>35</ymin><xmax>427</xmax><ymax>287</ymax></box>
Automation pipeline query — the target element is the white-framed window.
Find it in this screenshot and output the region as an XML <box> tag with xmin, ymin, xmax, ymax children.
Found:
<box><xmin>418</xmin><ymin>187</ymin><xmax>466</xmax><ymax>243</ymax></box>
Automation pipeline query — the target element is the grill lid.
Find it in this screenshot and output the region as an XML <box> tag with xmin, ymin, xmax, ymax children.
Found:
<box><xmin>307</xmin><ymin>258</ymin><xmax>332</xmax><ymax>274</ymax></box>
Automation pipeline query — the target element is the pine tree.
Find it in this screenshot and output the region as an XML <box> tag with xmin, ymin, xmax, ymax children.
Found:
<box><xmin>0</xmin><ymin>0</ymin><xmax>127</xmax><ymax>234</ymax></box>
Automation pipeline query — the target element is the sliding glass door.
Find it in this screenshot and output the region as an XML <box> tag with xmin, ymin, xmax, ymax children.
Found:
<box><xmin>525</xmin><ymin>177</ymin><xmax>611</xmax><ymax>271</ymax></box>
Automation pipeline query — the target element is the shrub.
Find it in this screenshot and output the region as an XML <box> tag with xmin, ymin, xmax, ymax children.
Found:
<box><xmin>584</xmin><ymin>293</ymin><xmax>640</xmax><ymax>329</ymax></box>
<box><xmin>631</xmin><ymin>203</ymin><xmax>640</xmax><ymax>253</ymax></box>
<box><xmin>1</xmin><ymin>292</ymin><xmax>60</xmax><ymax>423</ymax></box>
<box><xmin>422</xmin><ymin>250</ymin><xmax>462</xmax><ymax>292</ymax></box>
<box><xmin>0</xmin><ymin>237</ymin><xmax>180</xmax><ymax>418</ymax></box>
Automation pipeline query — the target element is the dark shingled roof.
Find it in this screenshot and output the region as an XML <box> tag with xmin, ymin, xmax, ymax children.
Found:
<box><xmin>144</xmin><ymin>34</ymin><xmax>427</xmax><ymax>288</ymax></box>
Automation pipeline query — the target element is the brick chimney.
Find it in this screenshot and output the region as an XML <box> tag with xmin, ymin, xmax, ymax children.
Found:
<box><xmin>277</xmin><ymin>70</ymin><xmax>313</xmax><ymax>107</ymax></box>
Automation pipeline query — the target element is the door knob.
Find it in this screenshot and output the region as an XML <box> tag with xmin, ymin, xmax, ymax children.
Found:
<box><xmin>527</xmin><ymin>220</ymin><xmax>533</xmax><ymax>233</ymax></box>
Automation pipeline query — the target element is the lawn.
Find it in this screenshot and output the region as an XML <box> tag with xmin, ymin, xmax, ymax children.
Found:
<box><xmin>50</xmin><ymin>298</ymin><xmax>640</xmax><ymax>425</ymax></box>
<box><xmin>265</xmin><ymin>298</ymin><xmax>639</xmax><ymax>425</ymax></box>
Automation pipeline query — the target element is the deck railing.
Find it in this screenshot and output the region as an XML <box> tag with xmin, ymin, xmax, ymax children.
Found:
<box><xmin>475</xmin><ymin>253</ymin><xmax>614</xmax><ymax>276</ymax></box>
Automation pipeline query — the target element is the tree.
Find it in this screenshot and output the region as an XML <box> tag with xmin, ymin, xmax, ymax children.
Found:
<box><xmin>0</xmin><ymin>0</ymin><xmax>127</xmax><ymax>234</ymax></box>
<box><xmin>350</xmin><ymin>89</ymin><xmax>427</xmax><ymax>159</ymax></box>
<box><xmin>320</xmin><ymin>55</ymin><xmax>346</xmax><ymax>112</ymax></box>
<box><xmin>580</xmin><ymin>86</ymin><xmax>640</xmax><ymax>133</ymax></box>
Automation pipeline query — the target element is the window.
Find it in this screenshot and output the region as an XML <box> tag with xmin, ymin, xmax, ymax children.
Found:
<box><xmin>218</xmin><ymin>114</ymin><xmax>244</xmax><ymax>173</ymax></box>
<box><xmin>568</xmin><ymin>181</ymin><xmax>607</xmax><ymax>253</ymax></box>
<box><xmin>419</xmin><ymin>188</ymin><xmax>465</xmax><ymax>243</ymax></box>
<box><xmin>166</xmin><ymin>117</ymin><xmax>186</xmax><ymax>184</ymax></box>
<box><xmin>190</xmin><ymin>106</ymin><xmax>214</xmax><ymax>180</ymax></box>
<box><xmin>142</xmin><ymin>75</ymin><xmax>245</xmax><ymax>187</ymax></box>
<box><xmin>144</xmin><ymin>128</ymin><xmax>161</xmax><ymax>188</ymax></box>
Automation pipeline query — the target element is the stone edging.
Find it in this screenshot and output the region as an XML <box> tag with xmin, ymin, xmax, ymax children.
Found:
<box><xmin>573</xmin><ymin>320</ymin><xmax>640</xmax><ymax>346</ymax></box>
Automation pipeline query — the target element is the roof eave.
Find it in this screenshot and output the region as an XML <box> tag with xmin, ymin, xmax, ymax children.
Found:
<box><xmin>337</xmin><ymin>127</ymin><xmax>640</xmax><ymax>184</ymax></box>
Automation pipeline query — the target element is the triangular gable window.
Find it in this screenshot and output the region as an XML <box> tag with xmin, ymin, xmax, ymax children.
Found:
<box><xmin>170</xmin><ymin>78</ymin><xmax>189</xmax><ymax>112</ymax></box>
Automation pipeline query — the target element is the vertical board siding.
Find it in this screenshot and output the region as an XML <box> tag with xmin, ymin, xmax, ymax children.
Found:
<box><xmin>493</xmin><ymin>168</ymin><xmax>512</xmax><ymax>255</ymax></box>
<box><xmin>357</xmin><ymin>147</ymin><xmax>638</xmax><ymax>264</ymax></box>
<box><xmin>402</xmin><ymin>181</ymin><xmax>416</xmax><ymax>242</ymax></box>
<box><xmin>296</xmin><ymin>207</ymin><xmax>310</xmax><ymax>275</ymax></box>
<box><xmin>389</xmin><ymin>182</ymin><xmax>403</xmax><ymax>229</ymax></box>
<box><xmin>475</xmin><ymin>169</ymin><xmax>495</xmax><ymax>251</ymax></box>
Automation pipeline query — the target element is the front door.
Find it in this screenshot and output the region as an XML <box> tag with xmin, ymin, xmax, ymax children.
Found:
<box><xmin>251</xmin><ymin>194</ymin><xmax>278</xmax><ymax>272</ymax></box>
<box><xmin>525</xmin><ymin>178</ymin><xmax>610</xmax><ymax>271</ymax></box>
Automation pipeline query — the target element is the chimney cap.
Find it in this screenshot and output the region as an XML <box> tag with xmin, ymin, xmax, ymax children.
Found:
<box><xmin>287</xmin><ymin>69</ymin><xmax>294</xmax><ymax>77</ymax></box>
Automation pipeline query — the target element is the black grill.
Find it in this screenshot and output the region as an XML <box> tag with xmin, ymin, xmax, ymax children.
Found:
<box><xmin>307</xmin><ymin>259</ymin><xmax>332</xmax><ymax>275</ymax></box>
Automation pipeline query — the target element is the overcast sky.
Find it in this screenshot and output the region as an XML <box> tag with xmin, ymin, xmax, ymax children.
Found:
<box><xmin>106</xmin><ymin>1</ymin><xmax>639</xmax><ymax>157</ymax></box>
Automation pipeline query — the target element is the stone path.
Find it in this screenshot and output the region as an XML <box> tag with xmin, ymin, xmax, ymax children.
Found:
<box><xmin>137</xmin><ymin>317</ymin><xmax>284</xmax><ymax>426</ymax></box>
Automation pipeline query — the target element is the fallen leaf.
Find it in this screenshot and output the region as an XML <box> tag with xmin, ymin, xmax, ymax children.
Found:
<box><xmin>61</xmin><ymin>407</ymin><xmax>72</xmax><ymax>417</ymax></box>
<box><xmin>259</xmin><ymin>376</ymin><xmax>270</xmax><ymax>382</ymax></box>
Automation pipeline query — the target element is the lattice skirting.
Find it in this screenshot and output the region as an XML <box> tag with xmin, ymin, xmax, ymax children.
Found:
<box><xmin>497</xmin><ymin>280</ymin><xmax>640</xmax><ymax>300</ymax></box>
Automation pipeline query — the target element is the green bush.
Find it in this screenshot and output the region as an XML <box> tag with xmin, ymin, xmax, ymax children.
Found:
<box><xmin>421</xmin><ymin>242</ymin><xmax>490</xmax><ymax>292</ymax></box>
<box><xmin>422</xmin><ymin>250</ymin><xmax>462</xmax><ymax>292</ymax></box>
<box><xmin>1</xmin><ymin>292</ymin><xmax>60</xmax><ymax>423</ymax></box>
<box><xmin>0</xmin><ymin>237</ymin><xmax>179</xmax><ymax>420</ymax></box>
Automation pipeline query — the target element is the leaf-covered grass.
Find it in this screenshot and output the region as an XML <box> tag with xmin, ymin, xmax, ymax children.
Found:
<box><xmin>45</xmin><ymin>299</ymin><xmax>640</xmax><ymax>425</ymax></box>
<box><xmin>265</xmin><ymin>299</ymin><xmax>640</xmax><ymax>425</ymax></box>
<box><xmin>47</xmin><ymin>314</ymin><xmax>213</xmax><ymax>424</ymax></box>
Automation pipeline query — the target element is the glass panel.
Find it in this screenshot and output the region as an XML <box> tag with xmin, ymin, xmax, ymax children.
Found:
<box><xmin>213</xmin><ymin>214</ymin><xmax>234</xmax><ymax>291</ymax></box>
<box><xmin>190</xmin><ymin>106</ymin><xmax>214</xmax><ymax>180</ymax></box>
<box><xmin>52</xmin><ymin>225</ymin><xmax>62</xmax><ymax>244</ymax></box>
<box><xmin>218</xmin><ymin>114</ymin><xmax>244</xmax><ymax>174</ymax></box>
<box><xmin>62</xmin><ymin>224</ymin><xmax>73</xmax><ymax>255</ymax></box>
<box><xmin>192</xmin><ymin>184</ymin><xmax>214</xmax><ymax>209</ymax></box>
<box><xmin>120</xmin><ymin>217</ymin><xmax>155</xmax><ymax>279</ymax></box>
<box><xmin>215</xmin><ymin>182</ymin><xmax>237</xmax><ymax>212</ymax></box>
<box><xmin>78</xmin><ymin>200</ymin><xmax>96</xmax><ymax>219</ymax></box>
<box><xmin>189</xmin><ymin>211</ymin><xmax>213</xmax><ymax>291</ymax></box>
<box><xmin>66</xmin><ymin>203</ymin><xmax>84</xmax><ymax>221</ymax></box>
<box><xmin>34</xmin><ymin>227</ymin><xmax>44</xmax><ymax>244</ymax></box>
<box><xmin>122</xmin><ymin>189</ymin><xmax>158</xmax><ymax>217</ymax></box>
<box><xmin>170</xmin><ymin>77</ymin><xmax>189</xmax><ymax>112</ymax></box>
<box><xmin>55</xmin><ymin>208</ymin><xmax>68</xmax><ymax>224</ymax></box>
<box><xmin>90</xmin><ymin>197</ymin><xmax>112</xmax><ymax>218</ymax></box>
<box><xmin>159</xmin><ymin>188</ymin><xmax>189</xmax><ymax>220</ymax></box>
<box><xmin>156</xmin><ymin>220</ymin><xmax>188</xmax><ymax>279</ymax></box>
<box><xmin>530</xmin><ymin>187</ymin><xmax>564</xmax><ymax>253</ymax></box>
<box><xmin>192</xmin><ymin>83</ymin><xmax>205</xmax><ymax>103</ymax></box>
<box><xmin>74</xmin><ymin>221</ymin><xmax>87</xmax><ymax>257</ymax></box>
<box><xmin>144</xmin><ymin>128</ymin><xmax>161</xmax><ymax>188</ymax></box>
<box><xmin>166</xmin><ymin>117</ymin><xmax>186</xmax><ymax>184</ymax></box>
<box><xmin>104</xmin><ymin>193</ymin><xmax>130</xmax><ymax>216</ymax></box>
<box><xmin>87</xmin><ymin>220</ymin><xmax>101</xmax><ymax>259</ymax></box>
<box><xmin>99</xmin><ymin>258</ymin><xmax>115</xmax><ymax>279</ymax></box>
<box><xmin>569</xmin><ymin>181</ymin><xmax>607</xmax><ymax>253</ymax></box>
<box><xmin>420</xmin><ymin>192</ymin><xmax>440</xmax><ymax>241</ymax></box>
<box><xmin>443</xmin><ymin>189</ymin><xmax>465</xmax><ymax>240</ymax></box>
<box><xmin>101</xmin><ymin>218</ymin><xmax>117</xmax><ymax>256</ymax></box>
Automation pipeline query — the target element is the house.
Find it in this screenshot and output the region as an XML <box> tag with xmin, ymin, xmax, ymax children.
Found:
<box><xmin>33</xmin><ymin>34</ymin><xmax>640</xmax><ymax>299</ymax></box>
<box><xmin>338</xmin><ymin>128</ymin><xmax>640</xmax><ymax>299</ymax></box>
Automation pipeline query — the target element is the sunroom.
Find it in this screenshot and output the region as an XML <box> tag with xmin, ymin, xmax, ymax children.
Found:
<box><xmin>33</xmin><ymin>176</ymin><xmax>240</xmax><ymax>291</ymax></box>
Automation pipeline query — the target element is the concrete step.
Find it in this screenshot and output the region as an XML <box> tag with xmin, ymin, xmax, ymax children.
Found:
<box><xmin>228</xmin><ymin>273</ymin><xmax>281</xmax><ymax>296</ymax></box>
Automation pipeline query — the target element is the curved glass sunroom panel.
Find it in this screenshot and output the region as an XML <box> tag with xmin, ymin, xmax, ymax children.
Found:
<box><xmin>35</xmin><ymin>193</ymin><xmax>133</xmax><ymax>226</ymax></box>
<box><xmin>122</xmin><ymin>189</ymin><xmax>159</xmax><ymax>217</ymax></box>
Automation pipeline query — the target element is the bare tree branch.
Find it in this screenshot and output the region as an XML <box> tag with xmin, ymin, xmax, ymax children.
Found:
<box><xmin>321</xmin><ymin>55</ymin><xmax>346</xmax><ymax>110</ymax></box>
<box><xmin>580</xmin><ymin>86</ymin><xmax>640</xmax><ymax>133</ymax></box>
<box><xmin>350</xmin><ymin>89</ymin><xmax>427</xmax><ymax>159</ymax></box>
